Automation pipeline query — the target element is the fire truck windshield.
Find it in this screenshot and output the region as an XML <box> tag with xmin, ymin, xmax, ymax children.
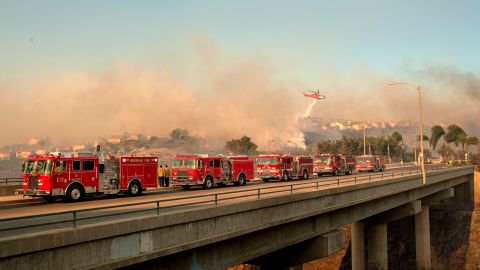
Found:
<box><xmin>257</xmin><ymin>158</ymin><xmax>278</xmax><ymax>164</ymax></box>
<box><xmin>357</xmin><ymin>157</ymin><xmax>371</xmax><ymax>163</ymax></box>
<box><xmin>24</xmin><ymin>160</ymin><xmax>35</xmax><ymax>173</ymax></box>
<box><xmin>24</xmin><ymin>160</ymin><xmax>54</xmax><ymax>175</ymax></box>
<box><xmin>173</xmin><ymin>159</ymin><xmax>196</xmax><ymax>168</ymax></box>
<box><xmin>315</xmin><ymin>156</ymin><xmax>331</xmax><ymax>163</ymax></box>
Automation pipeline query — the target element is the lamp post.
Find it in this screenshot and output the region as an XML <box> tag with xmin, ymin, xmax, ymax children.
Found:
<box><xmin>363</xmin><ymin>123</ymin><xmax>367</xmax><ymax>155</ymax></box>
<box><xmin>388</xmin><ymin>82</ymin><xmax>426</xmax><ymax>185</ymax></box>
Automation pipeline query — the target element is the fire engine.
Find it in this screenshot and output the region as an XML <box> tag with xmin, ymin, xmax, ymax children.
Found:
<box><xmin>18</xmin><ymin>152</ymin><xmax>158</xmax><ymax>202</ymax></box>
<box><xmin>256</xmin><ymin>154</ymin><xmax>313</xmax><ymax>182</ymax></box>
<box><xmin>171</xmin><ymin>155</ymin><xmax>254</xmax><ymax>190</ymax></box>
<box><xmin>356</xmin><ymin>155</ymin><xmax>386</xmax><ymax>172</ymax></box>
<box><xmin>313</xmin><ymin>154</ymin><xmax>356</xmax><ymax>176</ymax></box>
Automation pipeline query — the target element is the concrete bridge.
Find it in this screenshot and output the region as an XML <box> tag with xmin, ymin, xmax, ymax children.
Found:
<box><xmin>0</xmin><ymin>166</ymin><xmax>476</xmax><ymax>270</ymax></box>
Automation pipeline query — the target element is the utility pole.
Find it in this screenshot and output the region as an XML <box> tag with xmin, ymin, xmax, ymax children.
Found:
<box><xmin>363</xmin><ymin>124</ymin><xmax>366</xmax><ymax>155</ymax></box>
<box><xmin>388</xmin><ymin>82</ymin><xmax>426</xmax><ymax>184</ymax></box>
<box><xmin>387</xmin><ymin>144</ymin><xmax>391</xmax><ymax>163</ymax></box>
<box><xmin>413</xmin><ymin>136</ymin><xmax>417</xmax><ymax>164</ymax></box>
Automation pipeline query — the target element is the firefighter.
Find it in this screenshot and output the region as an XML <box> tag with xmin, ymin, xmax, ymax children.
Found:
<box><xmin>164</xmin><ymin>164</ymin><xmax>170</xmax><ymax>187</ymax></box>
<box><xmin>158</xmin><ymin>165</ymin><xmax>165</xmax><ymax>187</ymax></box>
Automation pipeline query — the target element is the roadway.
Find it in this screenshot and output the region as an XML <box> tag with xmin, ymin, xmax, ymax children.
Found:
<box><xmin>0</xmin><ymin>164</ymin><xmax>443</xmax><ymax>239</ymax></box>
<box><xmin>0</xmin><ymin>164</ymin><xmax>430</xmax><ymax>212</ymax></box>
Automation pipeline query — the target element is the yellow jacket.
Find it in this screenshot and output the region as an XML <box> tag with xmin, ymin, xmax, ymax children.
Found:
<box><xmin>158</xmin><ymin>167</ymin><xmax>165</xmax><ymax>177</ymax></box>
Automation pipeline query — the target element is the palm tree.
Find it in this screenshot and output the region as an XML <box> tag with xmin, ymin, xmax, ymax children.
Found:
<box><xmin>391</xmin><ymin>132</ymin><xmax>403</xmax><ymax>162</ymax></box>
<box><xmin>466</xmin><ymin>136</ymin><xmax>479</xmax><ymax>161</ymax></box>
<box><xmin>417</xmin><ymin>134</ymin><xmax>430</xmax><ymax>160</ymax></box>
<box><xmin>445</xmin><ymin>124</ymin><xmax>467</xmax><ymax>160</ymax></box>
<box><xmin>430</xmin><ymin>125</ymin><xmax>446</xmax><ymax>161</ymax></box>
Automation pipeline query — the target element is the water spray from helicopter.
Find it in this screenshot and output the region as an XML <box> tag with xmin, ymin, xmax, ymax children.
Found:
<box><xmin>286</xmin><ymin>90</ymin><xmax>326</xmax><ymax>151</ymax></box>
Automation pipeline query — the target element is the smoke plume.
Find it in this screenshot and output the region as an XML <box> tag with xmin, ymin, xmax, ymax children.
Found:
<box><xmin>0</xmin><ymin>42</ymin><xmax>306</xmax><ymax>149</ymax></box>
<box><xmin>1</xmin><ymin>40</ymin><xmax>479</xmax><ymax>150</ymax></box>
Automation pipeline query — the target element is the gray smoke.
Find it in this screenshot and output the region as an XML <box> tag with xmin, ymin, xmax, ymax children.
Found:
<box><xmin>421</xmin><ymin>66</ymin><xmax>480</xmax><ymax>101</ymax></box>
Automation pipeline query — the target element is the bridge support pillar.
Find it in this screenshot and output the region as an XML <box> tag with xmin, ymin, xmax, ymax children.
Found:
<box><xmin>415</xmin><ymin>204</ymin><xmax>431</xmax><ymax>270</ymax></box>
<box><xmin>351</xmin><ymin>221</ymin><xmax>365</xmax><ymax>270</ymax></box>
<box><xmin>367</xmin><ymin>223</ymin><xmax>387</xmax><ymax>270</ymax></box>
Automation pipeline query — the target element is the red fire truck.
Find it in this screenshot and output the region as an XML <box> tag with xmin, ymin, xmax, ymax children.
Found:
<box><xmin>171</xmin><ymin>155</ymin><xmax>254</xmax><ymax>189</ymax></box>
<box><xmin>19</xmin><ymin>152</ymin><xmax>158</xmax><ymax>202</ymax></box>
<box><xmin>256</xmin><ymin>154</ymin><xmax>313</xmax><ymax>182</ymax></box>
<box><xmin>313</xmin><ymin>154</ymin><xmax>356</xmax><ymax>176</ymax></box>
<box><xmin>356</xmin><ymin>155</ymin><xmax>386</xmax><ymax>172</ymax></box>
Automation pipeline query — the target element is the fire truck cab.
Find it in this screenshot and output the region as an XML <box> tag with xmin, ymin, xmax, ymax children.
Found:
<box><xmin>256</xmin><ymin>154</ymin><xmax>313</xmax><ymax>182</ymax></box>
<box><xmin>19</xmin><ymin>152</ymin><xmax>158</xmax><ymax>202</ymax></box>
<box><xmin>171</xmin><ymin>154</ymin><xmax>254</xmax><ymax>190</ymax></box>
<box><xmin>314</xmin><ymin>154</ymin><xmax>356</xmax><ymax>176</ymax></box>
<box><xmin>356</xmin><ymin>155</ymin><xmax>386</xmax><ymax>172</ymax></box>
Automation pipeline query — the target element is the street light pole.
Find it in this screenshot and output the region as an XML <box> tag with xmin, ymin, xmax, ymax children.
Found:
<box><xmin>417</xmin><ymin>85</ymin><xmax>426</xmax><ymax>185</ymax></box>
<box><xmin>388</xmin><ymin>82</ymin><xmax>426</xmax><ymax>184</ymax></box>
<box><xmin>363</xmin><ymin>124</ymin><xmax>366</xmax><ymax>155</ymax></box>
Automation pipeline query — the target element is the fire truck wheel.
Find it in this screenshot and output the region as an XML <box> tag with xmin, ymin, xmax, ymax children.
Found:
<box><xmin>301</xmin><ymin>170</ymin><xmax>308</xmax><ymax>180</ymax></box>
<box><xmin>281</xmin><ymin>172</ymin><xmax>289</xmax><ymax>182</ymax></box>
<box><xmin>128</xmin><ymin>181</ymin><xmax>142</xmax><ymax>196</ymax></box>
<box><xmin>237</xmin><ymin>174</ymin><xmax>246</xmax><ymax>186</ymax></box>
<box><xmin>66</xmin><ymin>184</ymin><xmax>84</xmax><ymax>201</ymax></box>
<box><xmin>262</xmin><ymin>178</ymin><xmax>270</xmax><ymax>182</ymax></box>
<box><xmin>317</xmin><ymin>173</ymin><xmax>323</xmax><ymax>177</ymax></box>
<box><xmin>203</xmin><ymin>177</ymin><xmax>213</xmax><ymax>189</ymax></box>
<box><xmin>181</xmin><ymin>185</ymin><xmax>191</xmax><ymax>190</ymax></box>
<box><xmin>43</xmin><ymin>196</ymin><xmax>57</xmax><ymax>203</ymax></box>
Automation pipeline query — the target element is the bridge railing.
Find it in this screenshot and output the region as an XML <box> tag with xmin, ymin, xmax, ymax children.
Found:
<box><xmin>0</xmin><ymin>177</ymin><xmax>22</xmax><ymax>186</ymax></box>
<box><xmin>0</xmin><ymin>166</ymin><xmax>471</xmax><ymax>235</ymax></box>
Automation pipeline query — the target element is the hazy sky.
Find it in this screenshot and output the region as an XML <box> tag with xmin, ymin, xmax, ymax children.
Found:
<box><xmin>1</xmin><ymin>0</ymin><xmax>479</xmax><ymax>146</ymax></box>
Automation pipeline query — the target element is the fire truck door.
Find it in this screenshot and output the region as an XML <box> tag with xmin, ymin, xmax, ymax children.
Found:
<box><xmin>212</xmin><ymin>159</ymin><xmax>221</xmax><ymax>181</ymax></box>
<box><xmin>283</xmin><ymin>157</ymin><xmax>292</xmax><ymax>171</ymax></box>
<box><xmin>53</xmin><ymin>160</ymin><xmax>68</xmax><ymax>188</ymax></box>
<box><xmin>82</xmin><ymin>160</ymin><xmax>98</xmax><ymax>192</ymax></box>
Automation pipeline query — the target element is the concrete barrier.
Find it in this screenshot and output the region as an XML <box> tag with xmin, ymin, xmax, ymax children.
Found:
<box><xmin>0</xmin><ymin>185</ymin><xmax>21</xmax><ymax>197</ymax></box>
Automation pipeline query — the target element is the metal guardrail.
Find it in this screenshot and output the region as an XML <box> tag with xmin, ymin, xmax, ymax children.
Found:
<box><xmin>0</xmin><ymin>177</ymin><xmax>22</xmax><ymax>186</ymax></box>
<box><xmin>0</xmin><ymin>166</ymin><xmax>470</xmax><ymax>234</ymax></box>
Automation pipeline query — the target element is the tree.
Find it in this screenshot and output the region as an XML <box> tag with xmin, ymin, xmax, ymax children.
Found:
<box><xmin>438</xmin><ymin>144</ymin><xmax>456</xmax><ymax>161</ymax></box>
<box><xmin>416</xmin><ymin>135</ymin><xmax>430</xmax><ymax>159</ymax></box>
<box><xmin>389</xmin><ymin>132</ymin><xmax>404</xmax><ymax>162</ymax></box>
<box><xmin>430</xmin><ymin>125</ymin><xmax>446</xmax><ymax>161</ymax></box>
<box><xmin>430</xmin><ymin>125</ymin><xmax>445</xmax><ymax>150</ymax></box>
<box><xmin>338</xmin><ymin>136</ymin><xmax>360</xmax><ymax>156</ymax></box>
<box><xmin>466</xmin><ymin>136</ymin><xmax>479</xmax><ymax>156</ymax></box>
<box><xmin>445</xmin><ymin>124</ymin><xmax>467</xmax><ymax>159</ymax></box>
<box><xmin>225</xmin><ymin>136</ymin><xmax>258</xmax><ymax>155</ymax></box>
<box><xmin>416</xmin><ymin>135</ymin><xmax>429</xmax><ymax>141</ymax></box>
<box><xmin>317</xmin><ymin>140</ymin><xmax>340</xmax><ymax>155</ymax></box>
<box><xmin>391</xmin><ymin>132</ymin><xmax>403</xmax><ymax>144</ymax></box>
<box><xmin>169</xmin><ymin>129</ymin><xmax>189</xmax><ymax>140</ymax></box>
